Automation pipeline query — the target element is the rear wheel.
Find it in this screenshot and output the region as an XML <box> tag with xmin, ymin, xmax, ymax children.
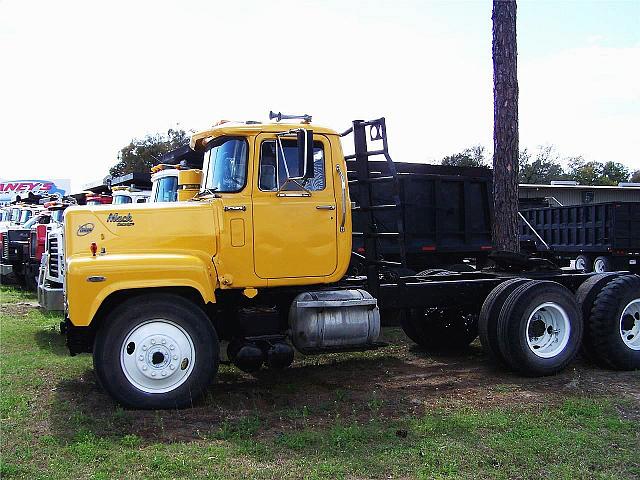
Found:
<box><xmin>575</xmin><ymin>273</ymin><xmax>620</xmax><ymax>361</ymax></box>
<box><xmin>478</xmin><ymin>278</ymin><xmax>530</xmax><ymax>362</ymax></box>
<box><xmin>593</xmin><ymin>256</ymin><xmax>612</xmax><ymax>273</ymax></box>
<box><xmin>575</xmin><ymin>255</ymin><xmax>592</xmax><ymax>273</ymax></box>
<box><xmin>93</xmin><ymin>294</ymin><xmax>219</xmax><ymax>409</ymax></box>
<box><xmin>588</xmin><ymin>274</ymin><xmax>640</xmax><ymax>370</ymax></box>
<box><xmin>497</xmin><ymin>281</ymin><xmax>582</xmax><ymax>376</ymax></box>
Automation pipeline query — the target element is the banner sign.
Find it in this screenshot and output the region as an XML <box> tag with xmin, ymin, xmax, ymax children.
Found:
<box><xmin>0</xmin><ymin>179</ymin><xmax>71</xmax><ymax>205</ymax></box>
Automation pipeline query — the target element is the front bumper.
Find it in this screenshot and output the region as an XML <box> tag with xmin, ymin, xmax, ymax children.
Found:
<box><xmin>37</xmin><ymin>283</ymin><xmax>64</xmax><ymax>311</ymax></box>
<box><xmin>0</xmin><ymin>263</ymin><xmax>13</xmax><ymax>276</ymax></box>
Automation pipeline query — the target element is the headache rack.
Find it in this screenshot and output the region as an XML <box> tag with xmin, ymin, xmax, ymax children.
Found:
<box><xmin>340</xmin><ymin>118</ymin><xmax>407</xmax><ymax>296</ymax></box>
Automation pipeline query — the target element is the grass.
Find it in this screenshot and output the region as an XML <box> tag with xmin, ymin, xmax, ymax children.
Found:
<box><xmin>0</xmin><ymin>285</ymin><xmax>639</xmax><ymax>479</ymax></box>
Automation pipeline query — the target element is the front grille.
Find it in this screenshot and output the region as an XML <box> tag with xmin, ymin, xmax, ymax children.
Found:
<box><xmin>48</xmin><ymin>236</ymin><xmax>59</xmax><ymax>278</ymax></box>
<box><xmin>30</xmin><ymin>231</ymin><xmax>37</xmax><ymax>259</ymax></box>
<box><xmin>1</xmin><ymin>232</ymin><xmax>8</xmax><ymax>260</ymax></box>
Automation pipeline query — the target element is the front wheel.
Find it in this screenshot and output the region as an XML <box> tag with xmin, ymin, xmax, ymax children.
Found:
<box><xmin>93</xmin><ymin>294</ymin><xmax>219</xmax><ymax>409</ymax></box>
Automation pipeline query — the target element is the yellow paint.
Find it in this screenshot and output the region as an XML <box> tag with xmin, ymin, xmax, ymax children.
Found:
<box><xmin>65</xmin><ymin>120</ymin><xmax>352</xmax><ymax>326</ymax></box>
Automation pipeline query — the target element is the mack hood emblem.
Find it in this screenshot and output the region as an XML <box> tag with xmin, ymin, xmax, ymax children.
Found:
<box><xmin>77</xmin><ymin>223</ymin><xmax>94</xmax><ymax>236</ymax></box>
<box><xmin>106</xmin><ymin>212</ymin><xmax>134</xmax><ymax>226</ymax></box>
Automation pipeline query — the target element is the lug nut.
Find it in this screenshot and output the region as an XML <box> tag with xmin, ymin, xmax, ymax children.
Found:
<box><xmin>142</xmin><ymin>366</ymin><xmax>147</xmax><ymax>371</ymax></box>
<box><xmin>170</xmin><ymin>345</ymin><xmax>175</xmax><ymax>350</ymax></box>
<box><xmin>173</xmin><ymin>355</ymin><xmax>178</xmax><ymax>360</ymax></box>
<box><xmin>151</xmin><ymin>339</ymin><xmax>156</xmax><ymax>345</ymax></box>
<box><xmin>162</xmin><ymin>339</ymin><xmax>166</xmax><ymax>345</ymax></box>
<box><xmin>138</xmin><ymin>355</ymin><xmax>143</xmax><ymax>361</ymax></box>
<box><xmin>142</xmin><ymin>345</ymin><xmax>147</xmax><ymax>351</ymax></box>
<box><xmin>162</xmin><ymin>371</ymin><xmax>167</xmax><ymax>376</ymax></box>
<box><xmin>169</xmin><ymin>365</ymin><xmax>175</xmax><ymax>370</ymax></box>
<box><xmin>151</xmin><ymin>372</ymin><xmax>156</xmax><ymax>377</ymax></box>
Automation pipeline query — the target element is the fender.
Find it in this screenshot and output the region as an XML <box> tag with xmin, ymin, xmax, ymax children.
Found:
<box><xmin>66</xmin><ymin>253</ymin><xmax>217</xmax><ymax>327</ymax></box>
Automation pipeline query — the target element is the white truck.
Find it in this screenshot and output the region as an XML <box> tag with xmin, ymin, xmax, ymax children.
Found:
<box><xmin>111</xmin><ymin>186</ymin><xmax>151</xmax><ymax>204</ymax></box>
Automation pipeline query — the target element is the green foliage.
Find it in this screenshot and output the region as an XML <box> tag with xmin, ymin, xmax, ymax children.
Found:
<box><xmin>568</xmin><ymin>157</ymin><xmax>630</xmax><ymax>186</ymax></box>
<box><xmin>441</xmin><ymin>145</ymin><xmax>487</xmax><ymax>168</ymax></box>
<box><xmin>109</xmin><ymin>128</ymin><xmax>190</xmax><ymax>177</ymax></box>
<box><xmin>518</xmin><ymin>146</ymin><xmax>566</xmax><ymax>184</ymax></box>
<box><xmin>2</xmin><ymin>285</ymin><xmax>639</xmax><ymax>479</ymax></box>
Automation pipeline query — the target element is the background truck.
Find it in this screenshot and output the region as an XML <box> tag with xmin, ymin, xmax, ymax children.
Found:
<box><xmin>111</xmin><ymin>186</ymin><xmax>151</xmax><ymax>204</ymax></box>
<box><xmin>520</xmin><ymin>202</ymin><xmax>640</xmax><ymax>273</ymax></box>
<box><xmin>61</xmin><ymin>116</ymin><xmax>640</xmax><ymax>409</ymax></box>
<box><xmin>1</xmin><ymin>204</ymin><xmax>44</xmax><ymax>285</ymax></box>
<box><xmin>350</xmin><ymin>162</ymin><xmax>493</xmax><ymax>272</ymax></box>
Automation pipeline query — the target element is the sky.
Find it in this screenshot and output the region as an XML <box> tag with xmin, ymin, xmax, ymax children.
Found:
<box><xmin>0</xmin><ymin>0</ymin><xmax>639</xmax><ymax>190</ymax></box>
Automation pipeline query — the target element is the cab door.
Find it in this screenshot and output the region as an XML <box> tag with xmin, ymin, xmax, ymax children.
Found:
<box><xmin>252</xmin><ymin>133</ymin><xmax>338</xmax><ymax>279</ymax></box>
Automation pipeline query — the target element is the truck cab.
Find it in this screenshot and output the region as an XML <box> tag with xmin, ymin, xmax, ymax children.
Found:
<box><xmin>111</xmin><ymin>186</ymin><xmax>151</xmax><ymax>205</ymax></box>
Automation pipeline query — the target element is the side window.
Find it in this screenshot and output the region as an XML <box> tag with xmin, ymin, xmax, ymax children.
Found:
<box><xmin>259</xmin><ymin>139</ymin><xmax>325</xmax><ymax>191</ymax></box>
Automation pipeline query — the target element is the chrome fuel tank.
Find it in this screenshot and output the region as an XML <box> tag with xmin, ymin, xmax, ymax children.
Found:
<box><xmin>289</xmin><ymin>289</ymin><xmax>380</xmax><ymax>354</ymax></box>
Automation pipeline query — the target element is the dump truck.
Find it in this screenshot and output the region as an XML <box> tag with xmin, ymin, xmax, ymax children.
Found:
<box><xmin>111</xmin><ymin>186</ymin><xmax>151</xmax><ymax>204</ymax></box>
<box><xmin>62</xmin><ymin>116</ymin><xmax>640</xmax><ymax>409</ymax></box>
<box><xmin>520</xmin><ymin>202</ymin><xmax>640</xmax><ymax>273</ymax></box>
<box><xmin>150</xmin><ymin>164</ymin><xmax>203</xmax><ymax>202</ymax></box>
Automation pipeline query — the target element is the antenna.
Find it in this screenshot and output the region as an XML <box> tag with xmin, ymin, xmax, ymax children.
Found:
<box><xmin>269</xmin><ymin>111</ymin><xmax>312</xmax><ymax>123</ymax></box>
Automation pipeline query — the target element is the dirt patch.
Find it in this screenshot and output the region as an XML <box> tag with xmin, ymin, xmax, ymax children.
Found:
<box><xmin>46</xmin><ymin>329</ymin><xmax>640</xmax><ymax>444</ymax></box>
<box><xmin>0</xmin><ymin>301</ymin><xmax>40</xmax><ymax>316</ymax></box>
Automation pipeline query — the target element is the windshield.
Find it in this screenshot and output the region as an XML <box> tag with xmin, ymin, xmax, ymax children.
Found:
<box><xmin>113</xmin><ymin>194</ymin><xmax>132</xmax><ymax>204</ymax></box>
<box><xmin>19</xmin><ymin>209</ymin><xmax>32</xmax><ymax>224</ymax></box>
<box><xmin>51</xmin><ymin>210</ymin><xmax>64</xmax><ymax>223</ymax></box>
<box><xmin>203</xmin><ymin>138</ymin><xmax>248</xmax><ymax>193</ymax></box>
<box><xmin>154</xmin><ymin>177</ymin><xmax>178</xmax><ymax>202</ymax></box>
<box><xmin>24</xmin><ymin>215</ymin><xmax>49</xmax><ymax>229</ymax></box>
<box><xmin>86</xmin><ymin>199</ymin><xmax>102</xmax><ymax>206</ymax></box>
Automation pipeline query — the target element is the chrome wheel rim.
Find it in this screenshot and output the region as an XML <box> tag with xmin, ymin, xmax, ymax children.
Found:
<box><xmin>620</xmin><ymin>299</ymin><xmax>640</xmax><ymax>351</ymax></box>
<box><xmin>526</xmin><ymin>302</ymin><xmax>571</xmax><ymax>358</ymax></box>
<box><xmin>120</xmin><ymin>319</ymin><xmax>195</xmax><ymax>393</ymax></box>
<box><xmin>594</xmin><ymin>258</ymin><xmax>607</xmax><ymax>273</ymax></box>
<box><xmin>575</xmin><ymin>257</ymin><xmax>586</xmax><ymax>271</ymax></box>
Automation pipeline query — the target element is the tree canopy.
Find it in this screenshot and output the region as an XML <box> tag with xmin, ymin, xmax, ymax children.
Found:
<box><xmin>518</xmin><ymin>146</ymin><xmax>565</xmax><ymax>184</ymax></box>
<box><xmin>109</xmin><ymin>128</ymin><xmax>190</xmax><ymax>177</ymax></box>
<box><xmin>442</xmin><ymin>144</ymin><xmax>632</xmax><ymax>186</ymax></box>
<box><xmin>441</xmin><ymin>145</ymin><xmax>488</xmax><ymax>168</ymax></box>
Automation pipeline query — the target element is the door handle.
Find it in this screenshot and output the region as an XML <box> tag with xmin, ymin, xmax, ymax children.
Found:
<box><xmin>224</xmin><ymin>205</ymin><xmax>246</xmax><ymax>211</ymax></box>
<box><xmin>316</xmin><ymin>205</ymin><xmax>336</xmax><ymax>210</ymax></box>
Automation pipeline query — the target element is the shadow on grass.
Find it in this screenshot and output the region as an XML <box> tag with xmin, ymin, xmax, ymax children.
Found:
<box><xmin>47</xmin><ymin>353</ymin><xmax>459</xmax><ymax>445</ymax></box>
<box><xmin>34</xmin><ymin>327</ymin><xmax>68</xmax><ymax>356</ymax></box>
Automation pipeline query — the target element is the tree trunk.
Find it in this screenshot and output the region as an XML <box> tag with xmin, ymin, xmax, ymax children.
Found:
<box><xmin>492</xmin><ymin>0</ymin><xmax>520</xmax><ymax>252</ymax></box>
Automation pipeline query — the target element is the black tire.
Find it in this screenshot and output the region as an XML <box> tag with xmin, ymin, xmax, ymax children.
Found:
<box><xmin>93</xmin><ymin>294</ymin><xmax>219</xmax><ymax>409</ymax></box>
<box><xmin>478</xmin><ymin>278</ymin><xmax>530</xmax><ymax>363</ymax></box>
<box><xmin>593</xmin><ymin>256</ymin><xmax>612</xmax><ymax>274</ymax></box>
<box><xmin>588</xmin><ymin>274</ymin><xmax>640</xmax><ymax>370</ymax></box>
<box><xmin>575</xmin><ymin>273</ymin><xmax>620</xmax><ymax>361</ymax></box>
<box><xmin>497</xmin><ymin>281</ymin><xmax>583</xmax><ymax>376</ymax></box>
<box><xmin>405</xmin><ymin>307</ymin><xmax>478</xmax><ymax>351</ymax></box>
<box><xmin>400</xmin><ymin>309</ymin><xmax>422</xmax><ymax>344</ymax></box>
<box><xmin>575</xmin><ymin>255</ymin><xmax>592</xmax><ymax>273</ymax></box>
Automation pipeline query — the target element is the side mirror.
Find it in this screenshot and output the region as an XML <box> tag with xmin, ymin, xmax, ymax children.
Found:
<box><xmin>297</xmin><ymin>129</ymin><xmax>314</xmax><ymax>180</ymax></box>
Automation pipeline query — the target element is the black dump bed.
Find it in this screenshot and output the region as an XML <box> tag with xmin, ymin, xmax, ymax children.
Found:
<box><xmin>349</xmin><ymin>162</ymin><xmax>494</xmax><ymax>268</ymax></box>
<box><xmin>519</xmin><ymin>202</ymin><xmax>640</xmax><ymax>253</ymax></box>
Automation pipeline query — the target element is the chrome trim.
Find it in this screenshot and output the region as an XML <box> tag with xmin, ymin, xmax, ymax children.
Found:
<box><xmin>336</xmin><ymin>164</ymin><xmax>347</xmax><ymax>232</ymax></box>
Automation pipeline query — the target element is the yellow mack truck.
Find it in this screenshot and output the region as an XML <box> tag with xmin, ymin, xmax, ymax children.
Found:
<box><xmin>62</xmin><ymin>115</ymin><xmax>640</xmax><ymax>409</ymax></box>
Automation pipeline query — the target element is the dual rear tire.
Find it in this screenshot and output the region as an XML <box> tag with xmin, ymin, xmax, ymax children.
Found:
<box><xmin>480</xmin><ymin>280</ymin><xmax>582</xmax><ymax>376</ymax></box>
<box><xmin>479</xmin><ymin>274</ymin><xmax>640</xmax><ymax>375</ymax></box>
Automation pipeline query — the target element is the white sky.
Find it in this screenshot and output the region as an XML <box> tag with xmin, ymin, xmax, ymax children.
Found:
<box><xmin>1</xmin><ymin>0</ymin><xmax>638</xmax><ymax>190</ymax></box>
